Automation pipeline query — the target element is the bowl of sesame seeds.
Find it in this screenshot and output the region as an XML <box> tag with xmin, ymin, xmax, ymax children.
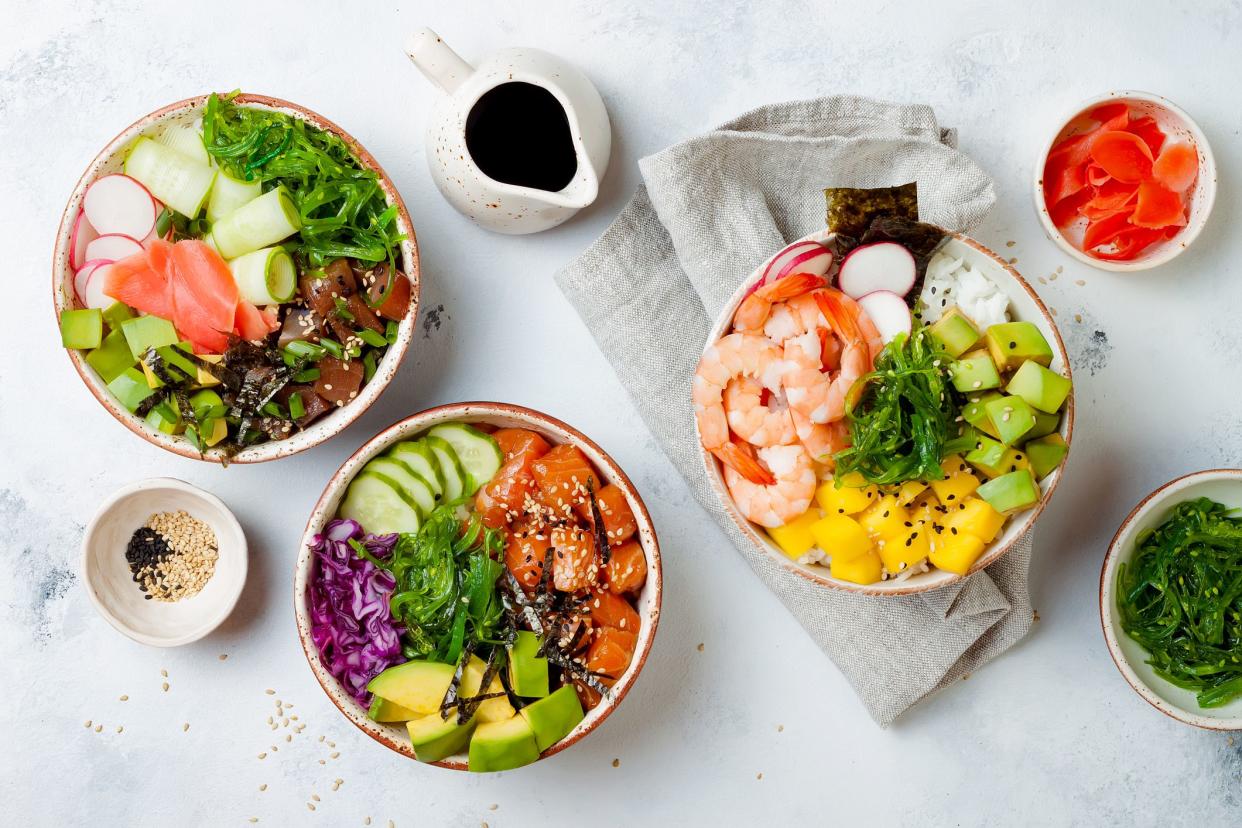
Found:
<box><xmin>82</xmin><ymin>477</ymin><xmax>248</xmax><ymax>646</ymax></box>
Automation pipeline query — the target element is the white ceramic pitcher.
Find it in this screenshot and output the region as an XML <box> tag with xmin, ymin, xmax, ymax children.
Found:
<box><xmin>405</xmin><ymin>28</ymin><xmax>612</xmax><ymax>235</ymax></box>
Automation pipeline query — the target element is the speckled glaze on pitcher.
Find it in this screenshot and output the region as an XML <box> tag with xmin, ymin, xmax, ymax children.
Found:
<box><xmin>405</xmin><ymin>27</ymin><xmax>611</xmax><ymax>234</ymax></box>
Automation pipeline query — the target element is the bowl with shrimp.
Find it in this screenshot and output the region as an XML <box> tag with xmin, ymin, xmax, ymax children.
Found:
<box><xmin>694</xmin><ymin>226</ymin><xmax>1074</xmax><ymax>596</ymax></box>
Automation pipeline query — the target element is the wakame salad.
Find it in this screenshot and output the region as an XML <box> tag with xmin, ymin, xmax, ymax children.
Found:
<box><xmin>59</xmin><ymin>92</ymin><xmax>413</xmax><ymax>458</ymax></box>
<box><xmin>308</xmin><ymin>422</ymin><xmax>649</xmax><ymax>772</ymax></box>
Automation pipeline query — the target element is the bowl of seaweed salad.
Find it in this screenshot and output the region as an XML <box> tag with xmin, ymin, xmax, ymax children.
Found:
<box><xmin>53</xmin><ymin>92</ymin><xmax>420</xmax><ymax>463</ymax></box>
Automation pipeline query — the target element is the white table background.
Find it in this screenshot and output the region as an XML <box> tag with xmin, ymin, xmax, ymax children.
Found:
<box><xmin>3</xmin><ymin>1</ymin><xmax>1240</xmax><ymax>825</ymax></box>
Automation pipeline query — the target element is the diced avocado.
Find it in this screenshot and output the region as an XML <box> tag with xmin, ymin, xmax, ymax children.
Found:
<box><xmin>140</xmin><ymin>360</ymin><xmax>164</xmax><ymax>389</ymax></box>
<box><xmin>156</xmin><ymin>342</ymin><xmax>199</xmax><ymax>381</ymax></box>
<box><xmin>199</xmin><ymin>417</ymin><xmax>229</xmax><ymax>447</ymax></box>
<box><xmin>1025</xmin><ymin>433</ymin><xmax>1068</xmax><ymax>479</ymax></box>
<box><xmin>368</xmin><ymin>696</ymin><xmax>420</xmax><ymax>723</ymax></box>
<box><xmin>144</xmin><ymin>400</ymin><xmax>183</xmax><ymax>435</ymax></box>
<box><xmin>984</xmin><ymin>394</ymin><xmax>1036</xmax><ymax>446</ymax></box>
<box><xmin>407</xmin><ymin>713</ymin><xmax>477</xmax><ymax>763</ymax></box>
<box><xmin>965</xmin><ymin>435</ymin><xmax>1006</xmax><ymax>474</ymax></box>
<box><xmin>928</xmin><ymin>307</ymin><xmax>980</xmax><ymax>358</ymax></box>
<box><xmin>976</xmin><ymin>468</ymin><xmax>1041</xmax><ymax>514</ymax></box>
<box><xmin>463</xmin><ymin>656</ymin><xmax>516</xmax><ymax>722</ymax></box>
<box><xmin>1006</xmin><ymin>361</ymin><xmax>1072</xmax><ymax>413</ymax></box>
<box><xmin>106</xmin><ymin>367</ymin><xmax>156</xmax><ymax>412</ymax></box>
<box><xmin>468</xmin><ymin>715</ymin><xmax>541</xmax><ymax>772</ymax></box>
<box><xmin>949</xmin><ymin>349</ymin><xmax>1002</xmax><ymax>393</ymax></box>
<box><xmin>101</xmin><ymin>302</ymin><xmax>134</xmax><ymax>330</ymax></box>
<box><xmin>962</xmin><ymin>391</ymin><xmax>1003</xmax><ymax>439</ymax></box>
<box><xmin>969</xmin><ymin>445</ymin><xmax>1029</xmax><ymax>480</ymax></box>
<box><xmin>195</xmin><ymin>354</ymin><xmax>224</xmax><ymax>388</ymax></box>
<box><xmin>366</xmin><ymin>660</ymin><xmax>455</xmax><ymax>715</ymax></box>
<box><xmin>87</xmin><ymin>329</ymin><xmax>138</xmax><ymax>383</ymax></box>
<box><xmin>120</xmin><ymin>315</ymin><xmax>179</xmax><ymax>359</ymax></box>
<box><xmin>189</xmin><ymin>389</ymin><xmax>226</xmax><ymax>421</ymax></box>
<box><xmin>508</xmin><ymin>631</ymin><xmax>549</xmax><ymax>698</ymax></box>
<box><xmin>60</xmin><ymin>308</ymin><xmax>103</xmax><ymax>349</ymax></box>
<box><xmin>1025</xmin><ymin>410</ymin><xmax>1061</xmax><ymax>440</ymax></box>
<box><xmin>984</xmin><ymin>321</ymin><xmax>1053</xmax><ymax>372</ymax></box>
<box><xmin>519</xmin><ymin>685</ymin><xmax>585</xmax><ymax>752</ymax></box>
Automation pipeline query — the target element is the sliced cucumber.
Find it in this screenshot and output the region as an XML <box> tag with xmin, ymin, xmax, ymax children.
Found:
<box><xmin>229</xmin><ymin>246</ymin><xmax>296</xmax><ymax>305</ymax></box>
<box><xmin>389</xmin><ymin>441</ymin><xmax>445</xmax><ymax>502</ymax></box>
<box><xmin>365</xmin><ymin>457</ymin><xmax>436</xmax><ymax>516</ymax></box>
<box><xmin>207</xmin><ymin>169</ymin><xmax>262</xmax><ymax>224</ymax></box>
<box><xmin>124</xmin><ymin>136</ymin><xmax>217</xmax><ymax>218</ymax></box>
<box><xmin>428</xmin><ymin>424</ymin><xmax>503</xmax><ymax>494</ymax></box>
<box><xmin>339</xmin><ymin>473</ymin><xmax>420</xmax><ymax>535</ymax></box>
<box><xmin>155</xmin><ymin>123</ymin><xmax>210</xmax><ymax>165</ymax></box>
<box><xmin>425</xmin><ymin>435</ymin><xmax>466</xmax><ymax>503</ymax></box>
<box><xmin>211</xmin><ymin>186</ymin><xmax>301</xmax><ymax>259</ymax></box>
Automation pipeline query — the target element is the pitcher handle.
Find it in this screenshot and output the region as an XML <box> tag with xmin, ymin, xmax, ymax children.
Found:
<box><xmin>405</xmin><ymin>28</ymin><xmax>475</xmax><ymax>94</ymax></box>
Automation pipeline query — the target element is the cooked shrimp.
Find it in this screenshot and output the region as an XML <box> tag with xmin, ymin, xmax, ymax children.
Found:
<box><xmin>733</xmin><ymin>272</ymin><xmax>825</xmax><ymax>333</ymax></box>
<box><xmin>693</xmin><ymin>333</ymin><xmax>790</xmax><ymax>483</ymax></box>
<box><xmin>722</xmin><ymin>443</ymin><xmax>816</xmax><ymax>527</ymax></box>
<box><xmin>791</xmin><ymin>408</ymin><xmax>850</xmax><ymax>463</ymax></box>
<box><xmin>723</xmin><ymin>377</ymin><xmax>796</xmax><ymax>447</ymax></box>
<box><xmin>783</xmin><ymin>289</ymin><xmax>876</xmax><ymax>425</ymax></box>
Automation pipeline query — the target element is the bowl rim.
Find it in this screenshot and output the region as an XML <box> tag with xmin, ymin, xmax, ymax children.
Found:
<box><xmin>80</xmin><ymin>476</ymin><xmax>248</xmax><ymax>647</ymax></box>
<box><xmin>51</xmin><ymin>92</ymin><xmax>422</xmax><ymax>464</ymax></box>
<box><xmin>696</xmin><ymin>229</ymin><xmax>1074</xmax><ymax>596</ymax></box>
<box><xmin>1031</xmin><ymin>89</ymin><xmax>1217</xmax><ymax>273</ymax></box>
<box><xmin>293</xmin><ymin>401</ymin><xmax>664</xmax><ymax>769</ymax></box>
<box><xmin>1098</xmin><ymin>467</ymin><xmax>1242</xmax><ymax>731</ymax></box>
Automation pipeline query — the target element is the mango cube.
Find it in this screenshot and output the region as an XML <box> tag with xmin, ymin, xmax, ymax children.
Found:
<box><xmin>766</xmin><ymin>509</ymin><xmax>822</xmax><ymax>559</ymax></box>
<box><xmin>944</xmin><ymin>497</ymin><xmax>1006</xmax><ymax>544</ymax></box>
<box><xmin>857</xmin><ymin>496</ymin><xmax>909</xmax><ymax>540</ymax></box>
<box><xmin>878</xmin><ymin>526</ymin><xmax>932</xmax><ymax>574</ymax></box>
<box><xmin>810</xmin><ymin>515</ymin><xmax>872</xmax><ymax>563</ymax></box>
<box><xmin>929</xmin><ymin>533</ymin><xmax>986</xmax><ymax>575</ymax></box>
<box><xmin>830</xmin><ymin>551</ymin><xmax>883</xmax><ymax>585</ymax></box>
<box><xmin>816</xmin><ymin>474</ymin><xmax>878</xmax><ymax>515</ymax></box>
<box><xmin>929</xmin><ymin>455</ymin><xmax>980</xmax><ymax>505</ymax></box>
<box><xmin>895</xmin><ymin>480</ymin><xmax>928</xmax><ymax>506</ymax></box>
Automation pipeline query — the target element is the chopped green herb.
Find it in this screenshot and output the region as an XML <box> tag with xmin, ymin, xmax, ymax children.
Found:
<box><xmin>284</xmin><ymin>340</ymin><xmax>326</xmax><ymax>361</ymax></box>
<box><xmin>363</xmin><ymin>350</ymin><xmax>378</xmax><ymax>383</ymax></box>
<box><xmin>385</xmin><ymin>320</ymin><xmax>400</xmax><ymax>344</ymax></box>
<box><xmin>293</xmin><ymin>367</ymin><xmax>321</xmax><ymax>383</ymax></box>
<box><xmin>288</xmin><ymin>392</ymin><xmax>306</xmax><ymax>421</ymax></box>
<box><xmin>319</xmin><ymin>337</ymin><xmax>344</xmax><ymax>359</ymax></box>
<box><xmin>357</xmin><ymin>328</ymin><xmax>388</xmax><ymax>348</ymax></box>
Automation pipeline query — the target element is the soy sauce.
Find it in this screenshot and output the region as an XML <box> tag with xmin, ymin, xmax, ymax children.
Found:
<box><xmin>465</xmin><ymin>82</ymin><xmax>577</xmax><ymax>192</ymax></box>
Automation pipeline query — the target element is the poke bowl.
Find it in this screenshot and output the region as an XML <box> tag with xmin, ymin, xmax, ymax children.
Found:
<box><xmin>1034</xmin><ymin>90</ymin><xmax>1215</xmax><ymax>272</ymax></box>
<box><xmin>1100</xmin><ymin>469</ymin><xmax>1242</xmax><ymax>730</ymax></box>
<box><xmin>53</xmin><ymin>92</ymin><xmax>420</xmax><ymax>463</ymax></box>
<box><xmin>694</xmin><ymin>185</ymin><xmax>1073</xmax><ymax>595</ymax></box>
<box><xmin>294</xmin><ymin>402</ymin><xmax>662</xmax><ymax>771</ymax></box>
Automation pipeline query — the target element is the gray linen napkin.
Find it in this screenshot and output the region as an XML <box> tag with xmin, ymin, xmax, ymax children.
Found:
<box><xmin>556</xmin><ymin>97</ymin><xmax>1032</xmax><ymax>726</ymax></box>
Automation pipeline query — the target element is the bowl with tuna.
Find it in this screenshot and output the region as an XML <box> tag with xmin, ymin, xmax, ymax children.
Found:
<box><xmin>53</xmin><ymin>92</ymin><xmax>420</xmax><ymax>463</ymax></box>
<box><xmin>294</xmin><ymin>402</ymin><xmax>662</xmax><ymax>771</ymax></box>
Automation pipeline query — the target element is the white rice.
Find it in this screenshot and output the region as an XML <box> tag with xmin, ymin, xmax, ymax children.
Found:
<box><xmin>918</xmin><ymin>250</ymin><xmax>1010</xmax><ymax>330</ymax></box>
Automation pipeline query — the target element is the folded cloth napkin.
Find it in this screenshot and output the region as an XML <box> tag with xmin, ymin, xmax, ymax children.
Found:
<box><xmin>556</xmin><ymin>96</ymin><xmax>1029</xmax><ymax>727</ymax></box>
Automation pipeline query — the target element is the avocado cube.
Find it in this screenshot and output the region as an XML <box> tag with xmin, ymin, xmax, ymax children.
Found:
<box><xmin>966</xmin><ymin>435</ymin><xmax>1007</xmax><ymax>473</ymax></box>
<box><xmin>189</xmin><ymin>389</ymin><xmax>226</xmax><ymax>421</ymax></box>
<box><xmin>407</xmin><ymin>713</ymin><xmax>477</xmax><ymax>763</ymax></box>
<box><xmin>950</xmin><ymin>349</ymin><xmax>1002</xmax><ymax>393</ymax></box>
<box><xmin>60</xmin><ymin>308</ymin><xmax>103</xmax><ymax>350</ymax></box>
<box><xmin>984</xmin><ymin>321</ymin><xmax>1053</xmax><ymax>372</ymax></box>
<box><xmin>367</xmin><ymin>660</ymin><xmax>456</xmax><ymax>715</ymax></box>
<box><xmin>519</xmin><ymin>685</ymin><xmax>585</xmax><ymax>752</ymax></box>
<box><xmin>976</xmin><ymin>468</ymin><xmax>1041</xmax><ymax>514</ymax></box>
<box><xmin>156</xmin><ymin>342</ymin><xmax>199</xmax><ymax>382</ymax></box>
<box><xmin>1025</xmin><ymin>433</ymin><xmax>1068</xmax><ymax>479</ymax></box>
<box><xmin>468</xmin><ymin>715</ymin><xmax>541</xmax><ymax>772</ymax></box>
<box><xmin>199</xmin><ymin>417</ymin><xmax>230</xmax><ymax>447</ymax></box>
<box><xmin>1025</xmin><ymin>410</ymin><xmax>1061</xmax><ymax>440</ymax></box>
<box><xmin>120</xmin><ymin>315</ymin><xmax>179</xmax><ymax>360</ymax></box>
<box><xmin>86</xmin><ymin>330</ymin><xmax>138</xmax><ymax>383</ymax></box>
<box><xmin>1006</xmin><ymin>360</ymin><xmax>1072</xmax><ymax>413</ymax></box>
<box><xmin>962</xmin><ymin>392</ymin><xmax>1003</xmax><ymax>439</ymax></box>
<box><xmin>368</xmin><ymin>696</ymin><xmax>420</xmax><ymax>723</ymax></box>
<box><xmin>101</xmin><ymin>301</ymin><xmax>134</xmax><ymax>330</ymax></box>
<box><xmin>928</xmin><ymin>307</ymin><xmax>981</xmax><ymax>358</ymax></box>
<box><xmin>144</xmin><ymin>400</ymin><xmax>183</xmax><ymax>435</ymax></box>
<box><xmin>140</xmin><ymin>360</ymin><xmax>164</xmax><ymax>389</ymax></box>
<box><xmin>970</xmin><ymin>446</ymin><xmax>1030</xmax><ymax>480</ymax></box>
<box><xmin>106</xmin><ymin>367</ymin><xmax>156</xmax><ymax>412</ymax></box>
<box><xmin>984</xmin><ymin>395</ymin><xmax>1036</xmax><ymax>446</ymax></box>
<box><xmin>508</xmin><ymin>631</ymin><xmax>550</xmax><ymax>698</ymax></box>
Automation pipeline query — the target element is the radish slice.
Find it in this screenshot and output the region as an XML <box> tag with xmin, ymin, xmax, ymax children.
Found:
<box><xmin>70</xmin><ymin>210</ymin><xmax>98</xmax><ymax>271</ymax></box>
<box><xmin>765</xmin><ymin>240</ymin><xmax>834</xmax><ymax>281</ymax></box>
<box><xmin>82</xmin><ymin>263</ymin><xmax>120</xmax><ymax>310</ymax></box>
<box><xmin>74</xmin><ymin>258</ymin><xmax>114</xmax><ymax>307</ymax></box>
<box><xmin>85</xmin><ymin>233</ymin><xmax>145</xmax><ymax>263</ymax></box>
<box><xmin>857</xmin><ymin>290</ymin><xmax>912</xmax><ymax>344</ymax></box>
<box><xmin>838</xmin><ymin>242</ymin><xmax>917</xmax><ymax>299</ymax></box>
<box><xmin>83</xmin><ymin>174</ymin><xmax>157</xmax><ymax>241</ymax></box>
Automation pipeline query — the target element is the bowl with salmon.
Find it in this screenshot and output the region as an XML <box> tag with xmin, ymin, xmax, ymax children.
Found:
<box><xmin>693</xmin><ymin>184</ymin><xmax>1073</xmax><ymax>595</ymax></box>
<box><xmin>53</xmin><ymin>92</ymin><xmax>419</xmax><ymax>463</ymax></box>
<box><xmin>294</xmin><ymin>402</ymin><xmax>662</xmax><ymax>771</ymax></box>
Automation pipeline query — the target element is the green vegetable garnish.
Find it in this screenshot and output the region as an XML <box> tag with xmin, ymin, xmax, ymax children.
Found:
<box><xmin>832</xmin><ymin>324</ymin><xmax>966</xmax><ymax>485</ymax></box>
<box><xmin>201</xmin><ymin>92</ymin><xmax>404</xmax><ymax>267</ymax></box>
<box><xmin>1117</xmin><ymin>497</ymin><xmax>1242</xmax><ymax>708</ymax></box>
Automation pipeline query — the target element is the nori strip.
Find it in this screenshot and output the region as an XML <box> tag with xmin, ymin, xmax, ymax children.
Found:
<box><xmin>169</xmin><ymin>344</ymin><xmax>241</xmax><ymax>390</ymax></box>
<box><xmin>457</xmin><ymin>648</ymin><xmax>505</xmax><ymax>722</ymax></box>
<box><xmin>142</xmin><ymin>348</ymin><xmax>192</xmax><ymax>387</ymax></box>
<box><xmin>587</xmin><ymin>481</ymin><xmax>612</xmax><ymax>567</ymax></box>
<box><xmin>825</xmin><ymin>182</ymin><xmax>918</xmax><ymax>239</ymax></box>
<box><xmin>543</xmin><ymin>646</ymin><xmax>612</xmax><ymax>699</ymax></box>
<box><xmin>860</xmin><ymin>215</ymin><xmax>948</xmax><ymax>298</ymax></box>
<box><xmin>439</xmin><ymin>642</ymin><xmax>474</xmax><ymax>723</ymax></box>
<box><xmin>134</xmin><ymin>390</ymin><xmax>167</xmax><ymax>419</ymax></box>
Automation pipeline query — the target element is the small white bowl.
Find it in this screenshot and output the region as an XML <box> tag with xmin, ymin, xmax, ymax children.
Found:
<box><xmin>1033</xmin><ymin>90</ymin><xmax>1216</xmax><ymax>272</ymax></box>
<box><xmin>82</xmin><ymin>478</ymin><xmax>248</xmax><ymax>647</ymax></box>
<box><xmin>1100</xmin><ymin>469</ymin><xmax>1242</xmax><ymax>730</ymax></box>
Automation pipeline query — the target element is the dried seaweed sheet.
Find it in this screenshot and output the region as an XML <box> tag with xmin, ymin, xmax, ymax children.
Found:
<box><xmin>825</xmin><ymin>182</ymin><xmax>918</xmax><ymax>239</ymax></box>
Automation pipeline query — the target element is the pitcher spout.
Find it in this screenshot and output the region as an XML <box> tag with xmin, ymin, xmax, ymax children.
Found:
<box><xmin>546</xmin><ymin>160</ymin><xmax>599</xmax><ymax>209</ymax></box>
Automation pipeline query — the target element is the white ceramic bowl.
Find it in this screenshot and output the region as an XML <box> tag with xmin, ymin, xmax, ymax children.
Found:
<box><xmin>294</xmin><ymin>402</ymin><xmax>663</xmax><ymax>769</ymax></box>
<box><xmin>1033</xmin><ymin>90</ymin><xmax>1216</xmax><ymax>272</ymax></box>
<box><xmin>82</xmin><ymin>478</ymin><xmax>248</xmax><ymax>646</ymax></box>
<box><xmin>52</xmin><ymin>93</ymin><xmax>421</xmax><ymax>463</ymax></box>
<box><xmin>697</xmin><ymin>229</ymin><xmax>1074</xmax><ymax>596</ymax></box>
<box><xmin>1100</xmin><ymin>469</ymin><xmax>1242</xmax><ymax>730</ymax></box>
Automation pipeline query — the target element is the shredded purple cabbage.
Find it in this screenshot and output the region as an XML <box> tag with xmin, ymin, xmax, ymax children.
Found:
<box><xmin>308</xmin><ymin>518</ymin><xmax>405</xmax><ymax>706</ymax></box>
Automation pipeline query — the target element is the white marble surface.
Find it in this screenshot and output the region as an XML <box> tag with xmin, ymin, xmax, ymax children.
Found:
<box><xmin>3</xmin><ymin>1</ymin><xmax>1241</xmax><ymax>825</ymax></box>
